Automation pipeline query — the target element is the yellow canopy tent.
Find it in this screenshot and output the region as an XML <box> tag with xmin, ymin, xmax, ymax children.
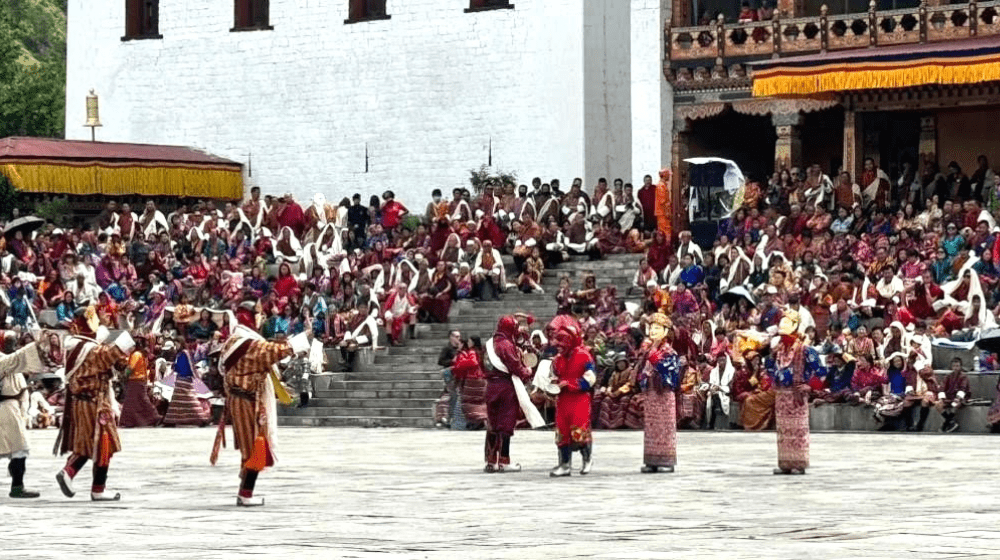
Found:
<box><xmin>752</xmin><ymin>35</ymin><xmax>1000</xmax><ymax>98</ymax></box>
<box><xmin>0</xmin><ymin>137</ymin><xmax>243</xmax><ymax>200</ymax></box>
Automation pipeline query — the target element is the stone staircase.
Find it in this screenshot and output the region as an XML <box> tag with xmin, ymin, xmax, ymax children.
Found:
<box><xmin>278</xmin><ymin>252</ymin><xmax>645</xmax><ymax>428</ymax></box>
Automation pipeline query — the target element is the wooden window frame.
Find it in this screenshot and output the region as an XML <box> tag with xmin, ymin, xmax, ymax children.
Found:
<box><xmin>345</xmin><ymin>0</ymin><xmax>391</xmax><ymax>24</ymax></box>
<box><xmin>232</xmin><ymin>0</ymin><xmax>273</xmax><ymax>32</ymax></box>
<box><xmin>122</xmin><ymin>0</ymin><xmax>162</xmax><ymax>41</ymax></box>
<box><xmin>465</xmin><ymin>0</ymin><xmax>514</xmax><ymax>13</ymax></box>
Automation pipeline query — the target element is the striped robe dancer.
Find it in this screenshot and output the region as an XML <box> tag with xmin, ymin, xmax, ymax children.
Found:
<box><xmin>57</xmin><ymin>341</ymin><xmax>126</xmax><ymax>465</ymax></box>
<box><xmin>212</xmin><ymin>337</ymin><xmax>291</xmax><ymax>470</ymax></box>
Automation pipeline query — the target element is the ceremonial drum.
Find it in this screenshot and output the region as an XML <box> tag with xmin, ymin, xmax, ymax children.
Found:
<box><xmin>531</xmin><ymin>359</ymin><xmax>560</xmax><ymax>396</ymax></box>
<box><xmin>522</xmin><ymin>351</ymin><xmax>539</xmax><ymax>370</ymax></box>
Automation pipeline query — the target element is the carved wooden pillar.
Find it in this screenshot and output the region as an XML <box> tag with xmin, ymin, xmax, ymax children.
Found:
<box><xmin>842</xmin><ymin>108</ymin><xmax>861</xmax><ymax>182</ymax></box>
<box><xmin>671</xmin><ymin>118</ymin><xmax>691</xmax><ymax>233</ymax></box>
<box><xmin>772</xmin><ymin>112</ymin><xmax>803</xmax><ymax>173</ymax></box>
<box><xmin>777</xmin><ymin>0</ymin><xmax>801</xmax><ymax>18</ymax></box>
<box><xmin>919</xmin><ymin>114</ymin><xmax>937</xmax><ymax>170</ymax></box>
<box><xmin>673</xmin><ymin>0</ymin><xmax>691</xmax><ymax>26</ymax></box>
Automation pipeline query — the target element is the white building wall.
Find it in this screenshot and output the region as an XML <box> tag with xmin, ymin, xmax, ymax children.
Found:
<box><xmin>583</xmin><ymin>0</ymin><xmax>632</xmax><ymax>189</ymax></box>
<box><xmin>66</xmin><ymin>0</ymin><xmax>587</xmax><ymax>204</ymax></box>
<box><xmin>66</xmin><ymin>0</ymin><xmax>672</xmax><ymax>204</ymax></box>
<box><xmin>630</xmin><ymin>0</ymin><xmax>672</xmax><ymax>185</ymax></box>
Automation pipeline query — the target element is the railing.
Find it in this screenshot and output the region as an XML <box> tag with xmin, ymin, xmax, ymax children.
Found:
<box><xmin>667</xmin><ymin>0</ymin><xmax>1000</xmax><ymax>62</ymax></box>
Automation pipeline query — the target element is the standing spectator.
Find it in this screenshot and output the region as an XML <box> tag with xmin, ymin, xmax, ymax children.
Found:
<box><xmin>347</xmin><ymin>194</ymin><xmax>370</xmax><ymax>251</ymax></box>
<box><xmin>434</xmin><ymin>330</ymin><xmax>462</xmax><ymax>429</ymax></box>
<box><xmin>381</xmin><ymin>190</ymin><xmax>409</xmax><ymax>234</ymax></box>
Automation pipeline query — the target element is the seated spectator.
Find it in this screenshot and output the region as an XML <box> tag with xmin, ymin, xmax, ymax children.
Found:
<box><xmin>937</xmin><ymin>357</ymin><xmax>970</xmax><ymax>433</ymax></box>
<box><xmin>592</xmin><ymin>352</ymin><xmax>642</xmax><ymax>429</ymax></box>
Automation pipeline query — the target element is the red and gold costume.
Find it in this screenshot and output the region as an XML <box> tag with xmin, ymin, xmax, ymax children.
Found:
<box><xmin>211</xmin><ymin>330</ymin><xmax>293</xmax><ymax>506</ymax></box>
<box><xmin>482</xmin><ymin>316</ymin><xmax>533</xmax><ymax>472</ymax></box>
<box><xmin>549</xmin><ymin>315</ymin><xmax>596</xmax><ymax>477</ymax></box>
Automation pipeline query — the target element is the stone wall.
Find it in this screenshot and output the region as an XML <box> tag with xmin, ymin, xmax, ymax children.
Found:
<box><xmin>629</xmin><ymin>0</ymin><xmax>671</xmax><ymax>185</ymax></box>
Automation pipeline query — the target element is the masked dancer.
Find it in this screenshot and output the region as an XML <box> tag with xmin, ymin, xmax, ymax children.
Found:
<box><xmin>639</xmin><ymin>313</ymin><xmax>681</xmax><ymax>473</ymax></box>
<box><xmin>210</xmin><ymin>328</ymin><xmax>305</xmax><ymax>506</ymax></box>
<box><xmin>482</xmin><ymin>316</ymin><xmax>536</xmax><ymax>473</ymax></box>
<box><xmin>765</xmin><ymin>309</ymin><xmax>824</xmax><ymax>475</ymax></box>
<box><xmin>549</xmin><ymin>315</ymin><xmax>596</xmax><ymax>477</ymax></box>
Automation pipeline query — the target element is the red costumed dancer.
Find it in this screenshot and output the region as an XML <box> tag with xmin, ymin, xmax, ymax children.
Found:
<box><xmin>549</xmin><ymin>316</ymin><xmax>596</xmax><ymax>477</ymax></box>
<box><xmin>482</xmin><ymin>316</ymin><xmax>532</xmax><ymax>473</ymax></box>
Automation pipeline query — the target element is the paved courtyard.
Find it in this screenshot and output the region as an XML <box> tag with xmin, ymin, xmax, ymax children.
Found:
<box><xmin>4</xmin><ymin>427</ymin><xmax>1000</xmax><ymax>559</ymax></box>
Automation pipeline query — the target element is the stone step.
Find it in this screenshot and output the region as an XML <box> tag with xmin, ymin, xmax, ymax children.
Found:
<box><xmin>381</xmin><ymin>342</ymin><xmax>454</xmax><ymax>352</ymax></box>
<box><xmin>349</xmin><ymin>363</ymin><xmax>442</xmax><ymax>374</ymax></box>
<box><xmin>448</xmin><ymin>313</ymin><xmax>557</xmax><ymax>323</ymax></box>
<box><xmin>463</xmin><ymin>303</ymin><xmax>558</xmax><ymax>311</ymax></box>
<box><xmin>339</xmin><ymin>380</ymin><xmax>442</xmax><ymax>390</ymax></box>
<box><xmin>542</xmin><ymin>269</ymin><xmax>634</xmax><ymax>279</ymax></box>
<box><xmin>372</xmin><ymin>354</ymin><xmax>441</xmax><ymax>364</ymax></box>
<box><xmin>278</xmin><ymin>416</ymin><xmax>434</xmax><ymax>428</ymax></box>
<box><xmin>345</xmin><ymin>372</ymin><xmax>441</xmax><ymax>382</ymax></box>
<box><xmin>305</xmin><ymin>397</ymin><xmax>437</xmax><ymax>409</ymax></box>
<box><xmin>547</xmin><ymin>261</ymin><xmax>637</xmax><ymax>271</ymax></box>
<box><xmin>314</xmin><ymin>389</ymin><xmax>442</xmax><ymax>400</ymax></box>
<box><xmin>284</xmin><ymin>407</ymin><xmax>431</xmax><ymax>418</ymax></box>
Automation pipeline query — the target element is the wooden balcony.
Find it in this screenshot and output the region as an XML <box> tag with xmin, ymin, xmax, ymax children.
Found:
<box><xmin>665</xmin><ymin>0</ymin><xmax>1000</xmax><ymax>89</ymax></box>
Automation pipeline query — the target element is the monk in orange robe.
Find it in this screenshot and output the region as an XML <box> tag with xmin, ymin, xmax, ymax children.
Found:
<box><xmin>655</xmin><ymin>169</ymin><xmax>673</xmax><ymax>241</ymax></box>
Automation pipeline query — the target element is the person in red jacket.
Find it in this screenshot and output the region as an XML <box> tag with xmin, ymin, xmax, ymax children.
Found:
<box><xmin>549</xmin><ymin>316</ymin><xmax>596</xmax><ymax>477</ymax></box>
<box><xmin>276</xmin><ymin>195</ymin><xmax>306</xmax><ymax>239</ymax></box>
<box><xmin>381</xmin><ymin>190</ymin><xmax>409</xmax><ymax>233</ymax></box>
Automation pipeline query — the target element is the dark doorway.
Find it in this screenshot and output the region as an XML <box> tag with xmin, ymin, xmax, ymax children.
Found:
<box><xmin>687</xmin><ymin>109</ymin><xmax>776</xmax><ymax>185</ymax></box>
<box><xmin>801</xmin><ymin>106</ymin><xmax>845</xmax><ymax>177</ymax></box>
<box><xmin>863</xmin><ymin>111</ymin><xmax>921</xmax><ymax>183</ymax></box>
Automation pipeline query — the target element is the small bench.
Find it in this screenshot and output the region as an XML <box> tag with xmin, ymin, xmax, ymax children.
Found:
<box><xmin>728</xmin><ymin>401</ymin><xmax>993</xmax><ymax>433</ymax></box>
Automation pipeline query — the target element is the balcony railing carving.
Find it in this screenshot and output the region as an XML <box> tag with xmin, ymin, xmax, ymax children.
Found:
<box><xmin>667</xmin><ymin>0</ymin><xmax>1000</xmax><ymax>66</ymax></box>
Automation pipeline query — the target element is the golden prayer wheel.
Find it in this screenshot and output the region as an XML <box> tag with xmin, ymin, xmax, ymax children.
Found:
<box><xmin>84</xmin><ymin>90</ymin><xmax>102</xmax><ymax>128</ymax></box>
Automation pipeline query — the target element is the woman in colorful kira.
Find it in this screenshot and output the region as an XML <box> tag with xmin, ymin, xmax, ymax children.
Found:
<box><xmin>765</xmin><ymin>309</ymin><xmax>825</xmax><ymax>475</ymax></box>
<box><xmin>638</xmin><ymin>312</ymin><xmax>681</xmax><ymax>474</ymax></box>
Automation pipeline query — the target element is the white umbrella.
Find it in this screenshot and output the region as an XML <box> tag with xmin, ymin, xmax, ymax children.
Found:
<box><xmin>3</xmin><ymin>215</ymin><xmax>45</xmax><ymax>238</ymax></box>
<box><xmin>684</xmin><ymin>157</ymin><xmax>746</xmax><ymax>220</ymax></box>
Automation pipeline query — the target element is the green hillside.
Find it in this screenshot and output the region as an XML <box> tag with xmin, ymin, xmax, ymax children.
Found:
<box><xmin>0</xmin><ymin>0</ymin><xmax>67</xmax><ymax>138</ymax></box>
<box><xmin>8</xmin><ymin>0</ymin><xmax>67</xmax><ymax>65</ymax></box>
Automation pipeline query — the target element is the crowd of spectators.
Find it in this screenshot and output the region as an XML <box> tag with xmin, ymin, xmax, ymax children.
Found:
<box><xmin>0</xmin><ymin>175</ymin><xmax>652</xmax><ymax>429</ymax></box>
<box><xmin>437</xmin><ymin>156</ymin><xmax>1000</xmax><ymax>435</ymax></box>
<box><xmin>550</xmin><ymin>157</ymin><xmax>1000</xmax><ymax>434</ymax></box>
<box><xmin>7</xmin><ymin>154</ymin><xmax>1000</xmax><ymax>435</ymax></box>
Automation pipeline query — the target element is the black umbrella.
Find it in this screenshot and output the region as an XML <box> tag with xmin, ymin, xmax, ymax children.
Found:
<box><xmin>3</xmin><ymin>215</ymin><xmax>45</xmax><ymax>239</ymax></box>
<box><xmin>975</xmin><ymin>328</ymin><xmax>1000</xmax><ymax>353</ymax></box>
<box><xmin>720</xmin><ymin>286</ymin><xmax>756</xmax><ymax>308</ymax></box>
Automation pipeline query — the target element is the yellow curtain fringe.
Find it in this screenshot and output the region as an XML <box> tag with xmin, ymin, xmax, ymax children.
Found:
<box><xmin>752</xmin><ymin>59</ymin><xmax>1000</xmax><ymax>97</ymax></box>
<box><xmin>3</xmin><ymin>163</ymin><xmax>243</xmax><ymax>199</ymax></box>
